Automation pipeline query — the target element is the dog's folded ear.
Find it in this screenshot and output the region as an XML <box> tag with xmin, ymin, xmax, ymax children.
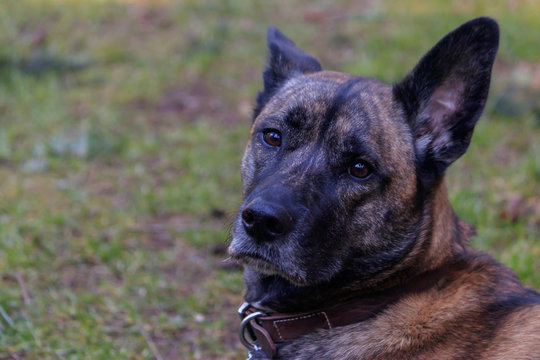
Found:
<box><xmin>393</xmin><ymin>17</ymin><xmax>499</xmax><ymax>186</ymax></box>
<box><xmin>254</xmin><ymin>26</ymin><xmax>323</xmax><ymax>119</ymax></box>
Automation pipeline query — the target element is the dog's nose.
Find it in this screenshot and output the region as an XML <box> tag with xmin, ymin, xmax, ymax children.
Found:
<box><xmin>241</xmin><ymin>201</ymin><xmax>291</xmax><ymax>241</ymax></box>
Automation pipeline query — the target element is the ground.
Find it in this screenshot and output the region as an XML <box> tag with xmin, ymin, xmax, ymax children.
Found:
<box><xmin>0</xmin><ymin>0</ymin><xmax>539</xmax><ymax>359</ymax></box>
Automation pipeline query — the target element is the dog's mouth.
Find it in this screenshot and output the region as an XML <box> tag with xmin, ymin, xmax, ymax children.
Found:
<box><xmin>229</xmin><ymin>217</ymin><xmax>285</xmax><ymax>277</ymax></box>
<box><xmin>230</xmin><ymin>247</ymin><xmax>312</xmax><ymax>286</ymax></box>
<box><xmin>229</xmin><ymin>217</ymin><xmax>312</xmax><ymax>286</ymax></box>
<box><xmin>231</xmin><ymin>251</ymin><xmax>282</xmax><ymax>276</ymax></box>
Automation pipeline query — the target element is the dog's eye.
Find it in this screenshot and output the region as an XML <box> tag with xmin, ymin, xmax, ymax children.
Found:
<box><xmin>263</xmin><ymin>129</ymin><xmax>282</xmax><ymax>147</ymax></box>
<box><xmin>348</xmin><ymin>161</ymin><xmax>372</xmax><ymax>179</ymax></box>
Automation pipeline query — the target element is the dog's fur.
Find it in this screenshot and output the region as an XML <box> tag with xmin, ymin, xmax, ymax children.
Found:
<box><xmin>229</xmin><ymin>17</ymin><xmax>540</xmax><ymax>359</ymax></box>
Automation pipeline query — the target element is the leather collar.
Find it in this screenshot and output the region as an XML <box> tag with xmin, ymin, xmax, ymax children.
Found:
<box><xmin>238</xmin><ymin>266</ymin><xmax>449</xmax><ymax>358</ymax></box>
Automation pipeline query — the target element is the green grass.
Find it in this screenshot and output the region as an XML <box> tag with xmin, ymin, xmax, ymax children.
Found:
<box><xmin>0</xmin><ymin>0</ymin><xmax>539</xmax><ymax>358</ymax></box>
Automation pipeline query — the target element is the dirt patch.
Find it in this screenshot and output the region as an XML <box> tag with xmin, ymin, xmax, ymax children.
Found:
<box><xmin>0</xmin><ymin>159</ymin><xmax>15</xmax><ymax>169</ymax></box>
<box><xmin>155</xmin><ymin>84</ymin><xmax>220</xmax><ymax>116</ymax></box>
<box><xmin>498</xmin><ymin>193</ymin><xmax>540</xmax><ymax>224</ymax></box>
<box><xmin>128</xmin><ymin>80</ymin><xmax>241</xmax><ymax>127</ymax></box>
<box><xmin>489</xmin><ymin>142</ymin><xmax>520</xmax><ymax>166</ymax></box>
<box><xmin>57</xmin><ymin>262</ymin><xmax>123</xmax><ymax>292</ymax></box>
<box><xmin>130</xmin><ymin>214</ymin><xmax>200</xmax><ymax>250</ymax></box>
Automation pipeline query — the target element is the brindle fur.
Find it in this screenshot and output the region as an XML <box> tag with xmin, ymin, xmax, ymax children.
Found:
<box><xmin>229</xmin><ymin>17</ymin><xmax>540</xmax><ymax>359</ymax></box>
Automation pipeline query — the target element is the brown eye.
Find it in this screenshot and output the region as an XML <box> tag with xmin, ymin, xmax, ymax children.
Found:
<box><xmin>263</xmin><ymin>129</ymin><xmax>282</xmax><ymax>147</ymax></box>
<box><xmin>349</xmin><ymin>161</ymin><xmax>372</xmax><ymax>179</ymax></box>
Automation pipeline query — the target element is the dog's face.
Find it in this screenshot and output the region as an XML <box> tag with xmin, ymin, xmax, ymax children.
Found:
<box><xmin>229</xmin><ymin>18</ymin><xmax>499</xmax><ymax>290</ymax></box>
<box><xmin>231</xmin><ymin>74</ymin><xmax>420</xmax><ymax>287</ymax></box>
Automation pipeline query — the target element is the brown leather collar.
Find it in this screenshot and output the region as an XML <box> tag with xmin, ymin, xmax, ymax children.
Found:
<box><xmin>238</xmin><ymin>266</ymin><xmax>449</xmax><ymax>358</ymax></box>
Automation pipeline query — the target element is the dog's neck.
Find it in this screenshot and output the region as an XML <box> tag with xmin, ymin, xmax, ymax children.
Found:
<box><xmin>418</xmin><ymin>180</ymin><xmax>474</xmax><ymax>270</ymax></box>
<box><xmin>243</xmin><ymin>179</ymin><xmax>474</xmax><ymax>313</ymax></box>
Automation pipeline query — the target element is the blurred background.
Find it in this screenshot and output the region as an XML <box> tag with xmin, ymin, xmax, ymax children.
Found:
<box><xmin>0</xmin><ymin>0</ymin><xmax>539</xmax><ymax>359</ymax></box>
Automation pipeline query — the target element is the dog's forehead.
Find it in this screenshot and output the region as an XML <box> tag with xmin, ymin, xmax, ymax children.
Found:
<box><xmin>255</xmin><ymin>73</ymin><xmax>338</xmax><ymax>121</ymax></box>
<box><xmin>255</xmin><ymin>71</ymin><xmax>411</xmax><ymax>157</ymax></box>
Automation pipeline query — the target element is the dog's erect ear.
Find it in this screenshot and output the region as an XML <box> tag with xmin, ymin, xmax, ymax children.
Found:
<box><xmin>253</xmin><ymin>26</ymin><xmax>323</xmax><ymax>119</ymax></box>
<box><xmin>393</xmin><ymin>17</ymin><xmax>499</xmax><ymax>186</ymax></box>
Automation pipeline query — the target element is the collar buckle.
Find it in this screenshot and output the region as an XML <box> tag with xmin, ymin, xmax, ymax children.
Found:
<box><xmin>239</xmin><ymin>310</ymin><xmax>266</xmax><ymax>351</ymax></box>
<box><xmin>238</xmin><ymin>303</ymin><xmax>277</xmax><ymax>357</ymax></box>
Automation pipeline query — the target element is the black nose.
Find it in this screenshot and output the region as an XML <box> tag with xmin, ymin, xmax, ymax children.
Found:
<box><xmin>241</xmin><ymin>201</ymin><xmax>291</xmax><ymax>241</ymax></box>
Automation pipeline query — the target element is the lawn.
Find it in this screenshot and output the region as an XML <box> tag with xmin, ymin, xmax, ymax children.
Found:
<box><xmin>0</xmin><ymin>0</ymin><xmax>539</xmax><ymax>359</ymax></box>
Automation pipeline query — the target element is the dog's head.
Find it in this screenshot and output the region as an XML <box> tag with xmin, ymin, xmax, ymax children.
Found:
<box><xmin>229</xmin><ymin>18</ymin><xmax>499</xmax><ymax>294</ymax></box>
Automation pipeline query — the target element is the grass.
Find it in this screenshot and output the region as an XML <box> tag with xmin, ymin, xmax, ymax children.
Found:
<box><xmin>0</xmin><ymin>0</ymin><xmax>539</xmax><ymax>359</ymax></box>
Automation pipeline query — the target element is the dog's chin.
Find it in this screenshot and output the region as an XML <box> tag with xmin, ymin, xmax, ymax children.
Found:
<box><xmin>231</xmin><ymin>251</ymin><xmax>311</xmax><ymax>287</ymax></box>
<box><xmin>238</xmin><ymin>256</ymin><xmax>281</xmax><ymax>276</ymax></box>
<box><xmin>248</xmin><ymin>260</ymin><xmax>311</xmax><ymax>287</ymax></box>
<box><xmin>229</xmin><ymin>229</ymin><xmax>318</xmax><ymax>286</ymax></box>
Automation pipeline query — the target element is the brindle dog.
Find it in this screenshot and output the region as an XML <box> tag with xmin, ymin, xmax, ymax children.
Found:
<box><xmin>229</xmin><ymin>17</ymin><xmax>540</xmax><ymax>359</ymax></box>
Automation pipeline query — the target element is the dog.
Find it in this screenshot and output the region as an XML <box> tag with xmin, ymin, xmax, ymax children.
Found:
<box><xmin>228</xmin><ymin>17</ymin><xmax>540</xmax><ymax>359</ymax></box>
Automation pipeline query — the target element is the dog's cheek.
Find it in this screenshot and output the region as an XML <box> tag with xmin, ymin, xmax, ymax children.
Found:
<box><xmin>328</xmin><ymin>180</ymin><xmax>387</xmax><ymax>250</ymax></box>
<box><xmin>297</xmin><ymin>213</ymin><xmax>350</xmax><ymax>283</ymax></box>
<box><xmin>341</xmin><ymin>184</ymin><xmax>413</xmax><ymax>253</ymax></box>
<box><xmin>294</xmin><ymin>182</ymin><xmax>366</xmax><ymax>281</ymax></box>
<box><xmin>307</xmin><ymin>252</ymin><xmax>346</xmax><ymax>283</ymax></box>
